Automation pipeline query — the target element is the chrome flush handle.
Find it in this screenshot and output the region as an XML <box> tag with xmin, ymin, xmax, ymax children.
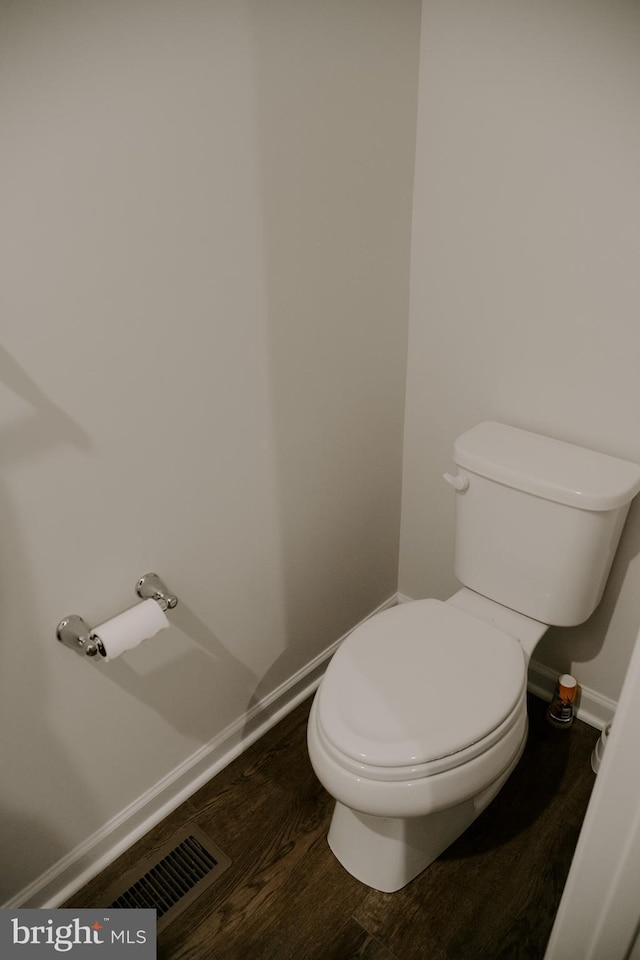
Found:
<box><xmin>443</xmin><ymin>472</ymin><xmax>469</xmax><ymax>492</ymax></box>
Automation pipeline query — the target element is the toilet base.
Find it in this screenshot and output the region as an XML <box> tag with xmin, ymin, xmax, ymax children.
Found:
<box><xmin>326</xmin><ymin>727</ymin><xmax>527</xmax><ymax>892</ymax></box>
<box><xmin>328</xmin><ymin>799</ymin><xmax>476</xmax><ymax>892</ymax></box>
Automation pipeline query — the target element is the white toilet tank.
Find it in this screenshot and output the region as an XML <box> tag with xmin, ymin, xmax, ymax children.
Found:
<box><xmin>450</xmin><ymin>422</ymin><xmax>640</xmax><ymax>627</ymax></box>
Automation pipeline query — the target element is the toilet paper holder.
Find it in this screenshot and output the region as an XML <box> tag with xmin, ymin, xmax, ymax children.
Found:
<box><xmin>56</xmin><ymin>573</ymin><xmax>178</xmax><ymax>658</ymax></box>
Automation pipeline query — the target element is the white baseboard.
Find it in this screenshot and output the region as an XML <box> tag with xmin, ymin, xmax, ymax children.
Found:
<box><xmin>5</xmin><ymin>593</ymin><xmax>398</xmax><ymax>910</ymax></box>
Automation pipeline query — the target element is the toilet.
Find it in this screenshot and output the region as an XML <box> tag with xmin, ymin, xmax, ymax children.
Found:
<box><xmin>307</xmin><ymin>421</ymin><xmax>640</xmax><ymax>892</ymax></box>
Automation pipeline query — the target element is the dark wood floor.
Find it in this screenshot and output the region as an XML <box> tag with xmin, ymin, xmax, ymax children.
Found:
<box><xmin>67</xmin><ymin>693</ymin><xmax>599</xmax><ymax>959</ymax></box>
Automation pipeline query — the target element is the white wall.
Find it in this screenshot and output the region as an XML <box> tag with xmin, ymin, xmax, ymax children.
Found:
<box><xmin>400</xmin><ymin>0</ymin><xmax>640</xmax><ymax>702</ymax></box>
<box><xmin>0</xmin><ymin>0</ymin><xmax>420</xmax><ymax>903</ymax></box>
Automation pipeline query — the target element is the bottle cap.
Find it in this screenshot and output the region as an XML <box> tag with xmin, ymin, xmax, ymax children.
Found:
<box><xmin>558</xmin><ymin>674</ymin><xmax>577</xmax><ymax>703</ymax></box>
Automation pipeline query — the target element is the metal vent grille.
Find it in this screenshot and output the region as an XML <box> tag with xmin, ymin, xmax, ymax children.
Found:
<box><xmin>103</xmin><ymin>826</ymin><xmax>231</xmax><ymax>932</ymax></box>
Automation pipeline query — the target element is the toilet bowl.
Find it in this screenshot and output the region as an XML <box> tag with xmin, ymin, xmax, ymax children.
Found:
<box><xmin>307</xmin><ymin>422</ymin><xmax>640</xmax><ymax>892</ymax></box>
<box><xmin>307</xmin><ymin>594</ymin><xmax>544</xmax><ymax>891</ymax></box>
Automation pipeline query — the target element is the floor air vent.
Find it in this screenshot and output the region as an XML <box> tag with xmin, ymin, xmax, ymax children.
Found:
<box><xmin>103</xmin><ymin>826</ymin><xmax>231</xmax><ymax>932</ymax></box>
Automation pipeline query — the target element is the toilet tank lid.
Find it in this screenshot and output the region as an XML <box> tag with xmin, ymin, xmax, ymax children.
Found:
<box><xmin>454</xmin><ymin>422</ymin><xmax>640</xmax><ymax>511</ymax></box>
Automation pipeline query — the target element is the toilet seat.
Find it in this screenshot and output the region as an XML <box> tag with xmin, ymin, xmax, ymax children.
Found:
<box><xmin>316</xmin><ymin>599</ymin><xmax>526</xmax><ymax>780</ymax></box>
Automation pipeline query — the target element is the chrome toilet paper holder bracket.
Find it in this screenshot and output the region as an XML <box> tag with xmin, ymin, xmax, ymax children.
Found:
<box><xmin>56</xmin><ymin>614</ymin><xmax>102</xmax><ymax>657</ymax></box>
<box><xmin>56</xmin><ymin>572</ymin><xmax>178</xmax><ymax>657</ymax></box>
<box><xmin>136</xmin><ymin>572</ymin><xmax>178</xmax><ymax>612</ymax></box>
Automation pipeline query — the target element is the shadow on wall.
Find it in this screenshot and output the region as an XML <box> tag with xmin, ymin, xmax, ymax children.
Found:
<box><xmin>0</xmin><ymin>344</ymin><xmax>91</xmax><ymax>463</ymax></box>
<box><xmin>98</xmin><ymin>600</ymin><xmax>259</xmax><ymax>744</ymax></box>
<box><xmin>0</xmin><ymin>346</ymin><xmax>95</xmax><ymax>904</ymax></box>
<box><xmin>535</xmin><ymin>496</ymin><xmax>640</xmax><ymax>676</ymax></box>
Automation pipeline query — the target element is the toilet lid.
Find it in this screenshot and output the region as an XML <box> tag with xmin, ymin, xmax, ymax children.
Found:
<box><xmin>317</xmin><ymin>599</ymin><xmax>526</xmax><ymax>768</ymax></box>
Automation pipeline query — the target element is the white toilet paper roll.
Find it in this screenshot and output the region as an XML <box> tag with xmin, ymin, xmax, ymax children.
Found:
<box><xmin>93</xmin><ymin>599</ymin><xmax>170</xmax><ymax>661</ymax></box>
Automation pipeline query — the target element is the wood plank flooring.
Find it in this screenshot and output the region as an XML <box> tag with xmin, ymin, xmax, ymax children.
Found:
<box><xmin>66</xmin><ymin>694</ymin><xmax>599</xmax><ymax>959</ymax></box>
